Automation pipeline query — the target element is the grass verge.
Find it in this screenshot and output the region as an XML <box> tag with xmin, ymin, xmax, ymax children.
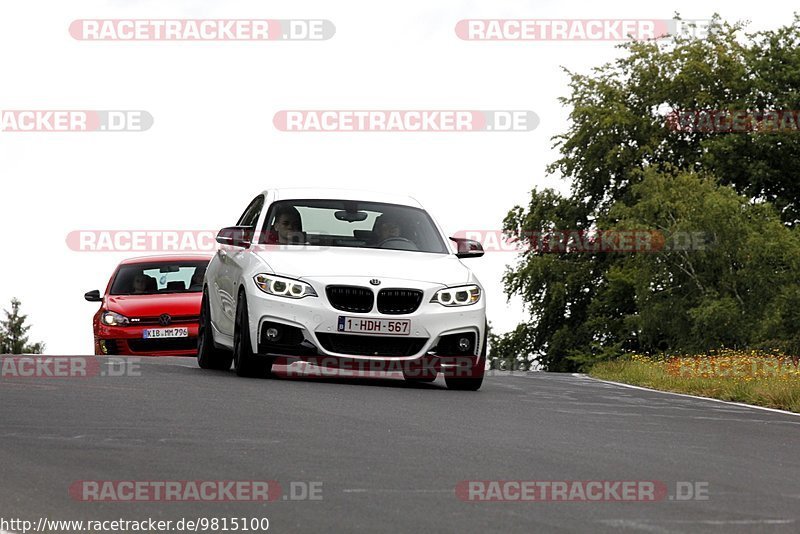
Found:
<box><xmin>588</xmin><ymin>353</ymin><xmax>800</xmax><ymax>414</ymax></box>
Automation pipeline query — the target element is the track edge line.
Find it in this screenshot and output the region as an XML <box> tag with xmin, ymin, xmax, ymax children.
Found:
<box><xmin>575</xmin><ymin>373</ymin><xmax>800</xmax><ymax>418</ymax></box>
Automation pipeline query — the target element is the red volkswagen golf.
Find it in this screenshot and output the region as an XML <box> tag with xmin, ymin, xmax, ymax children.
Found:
<box><xmin>85</xmin><ymin>255</ymin><xmax>212</xmax><ymax>356</ymax></box>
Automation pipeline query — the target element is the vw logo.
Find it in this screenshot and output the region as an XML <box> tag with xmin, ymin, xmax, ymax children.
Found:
<box><xmin>158</xmin><ymin>313</ymin><xmax>172</xmax><ymax>326</ymax></box>
<box><xmin>369</xmin><ymin>279</ymin><xmax>381</xmax><ymax>286</ymax></box>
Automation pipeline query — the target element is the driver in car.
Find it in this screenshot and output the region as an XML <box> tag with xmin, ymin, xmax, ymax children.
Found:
<box><xmin>374</xmin><ymin>214</ymin><xmax>403</xmax><ymax>242</ymax></box>
<box><xmin>131</xmin><ymin>273</ymin><xmax>150</xmax><ymax>294</ymax></box>
<box><xmin>272</xmin><ymin>206</ymin><xmax>307</xmax><ymax>245</ymax></box>
<box><xmin>372</xmin><ymin>214</ymin><xmax>420</xmax><ymax>251</ymax></box>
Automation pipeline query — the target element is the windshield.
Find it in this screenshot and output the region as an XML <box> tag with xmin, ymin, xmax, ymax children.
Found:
<box><xmin>109</xmin><ymin>261</ymin><xmax>209</xmax><ymax>295</ymax></box>
<box><xmin>260</xmin><ymin>200</ymin><xmax>448</xmax><ymax>254</ymax></box>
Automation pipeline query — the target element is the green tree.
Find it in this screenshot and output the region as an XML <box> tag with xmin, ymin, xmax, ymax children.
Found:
<box><xmin>488</xmin><ymin>323</ymin><xmax>536</xmax><ymax>371</ymax></box>
<box><xmin>0</xmin><ymin>298</ymin><xmax>45</xmax><ymax>354</ymax></box>
<box><xmin>550</xmin><ymin>14</ymin><xmax>800</xmax><ymax>224</ymax></box>
<box><xmin>498</xmin><ymin>170</ymin><xmax>800</xmax><ymax>370</ymax></box>
<box><xmin>494</xmin><ymin>15</ymin><xmax>800</xmax><ymax>371</ymax></box>
<box><xmin>604</xmin><ymin>169</ymin><xmax>800</xmax><ymax>358</ymax></box>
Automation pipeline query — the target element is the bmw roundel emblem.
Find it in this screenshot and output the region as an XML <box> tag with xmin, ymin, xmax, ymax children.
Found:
<box><xmin>369</xmin><ymin>279</ymin><xmax>381</xmax><ymax>286</ymax></box>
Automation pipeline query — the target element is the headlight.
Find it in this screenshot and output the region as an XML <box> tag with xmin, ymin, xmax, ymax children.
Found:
<box><xmin>430</xmin><ymin>285</ymin><xmax>481</xmax><ymax>306</ymax></box>
<box><xmin>101</xmin><ymin>311</ymin><xmax>130</xmax><ymax>326</ymax></box>
<box><xmin>254</xmin><ymin>274</ymin><xmax>317</xmax><ymax>299</ymax></box>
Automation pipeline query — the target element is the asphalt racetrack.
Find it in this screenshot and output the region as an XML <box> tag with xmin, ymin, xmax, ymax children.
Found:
<box><xmin>1</xmin><ymin>357</ymin><xmax>798</xmax><ymax>533</ymax></box>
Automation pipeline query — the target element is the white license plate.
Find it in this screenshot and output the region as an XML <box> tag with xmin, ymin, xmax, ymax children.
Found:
<box><xmin>143</xmin><ymin>327</ymin><xmax>189</xmax><ymax>339</ymax></box>
<box><xmin>337</xmin><ymin>317</ymin><xmax>411</xmax><ymax>335</ymax></box>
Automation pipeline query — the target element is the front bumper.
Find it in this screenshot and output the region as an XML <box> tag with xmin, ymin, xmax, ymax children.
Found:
<box><xmin>94</xmin><ymin>324</ymin><xmax>199</xmax><ymax>356</ymax></box>
<box><xmin>246</xmin><ymin>278</ymin><xmax>486</xmax><ymax>364</ymax></box>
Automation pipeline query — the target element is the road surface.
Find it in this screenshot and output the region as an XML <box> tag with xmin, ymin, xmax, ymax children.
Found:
<box><xmin>1</xmin><ymin>357</ymin><xmax>798</xmax><ymax>533</ymax></box>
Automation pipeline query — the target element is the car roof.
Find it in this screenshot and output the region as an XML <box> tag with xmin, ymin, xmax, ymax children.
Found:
<box><xmin>266</xmin><ymin>188</ymin><xmax>423</xmax><ymax>208</ymax></box>
<box><xmin>119</xmin><ymin>254</ymin><xmax>213</xmax><ymax>265</ymax></box>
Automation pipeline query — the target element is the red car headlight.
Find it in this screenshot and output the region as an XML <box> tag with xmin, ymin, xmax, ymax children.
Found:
<box><xmin>101</xmin><ymin>311</ymin><xmax>130</xmax><ymax>326</ymax></box>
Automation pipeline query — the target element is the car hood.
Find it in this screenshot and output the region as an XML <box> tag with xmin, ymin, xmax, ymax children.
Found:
<box><xmin>105</xmin><ymin>293</ymin><xmax>202</xmax><ymax>317</ymax></box>
<box><xmin>255</xmin><ymin>247</ymin><xmax>472</xmax><ymax>286</ymax></box>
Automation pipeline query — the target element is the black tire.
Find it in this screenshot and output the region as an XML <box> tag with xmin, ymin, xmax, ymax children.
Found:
<box><xmin>197</xmin><ymin>289</ymin><xmax>233</xmax><ymax>371</ymax></box>
<box><xmin>233</xmin><ymin>290</ymin><xmax>273</xmax><ymax>378</ymax></box>
<box><xmin>444</xmin><ymin>325</ymin><xmax>487</xmax><ymax>391</ymax></box>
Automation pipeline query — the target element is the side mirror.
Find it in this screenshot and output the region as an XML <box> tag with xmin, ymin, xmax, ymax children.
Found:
<box><xmin>216</xmin><ymin>226</ymin><xmax>253</xmax><ymax>248</ymax></box>
<box><xmin>450</xmin><ymin>237</ymin><xmax>484</xmax><ymax>259</ymax></box>
<box><xmin>84</xmin><ymin>290</ymin><xmax>102</xmax><ymax>302</ymax></box>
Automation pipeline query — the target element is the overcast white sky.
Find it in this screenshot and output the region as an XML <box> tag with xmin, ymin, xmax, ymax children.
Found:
<box><xmin>0</xmin><ymin>1</ymin><xmax>793</xmax><ymax>354</ymax></box>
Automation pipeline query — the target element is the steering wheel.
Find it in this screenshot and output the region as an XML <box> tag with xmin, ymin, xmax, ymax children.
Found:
<box><xmin>377</xmin><ymin>237</ymin><xmax>417</xmax><ymax>249</ymax></box>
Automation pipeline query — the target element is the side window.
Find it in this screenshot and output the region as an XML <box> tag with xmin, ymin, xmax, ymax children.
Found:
<box><xmin>236</xmin><ymin>195</ymin><xmax>265</xmax><ymax>229</ymax></box>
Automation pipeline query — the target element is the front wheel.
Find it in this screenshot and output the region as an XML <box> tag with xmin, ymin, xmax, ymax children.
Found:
<box><xmin>233</xmin><ymin>291</ymin><xmax>273</xmax><ymax>378</ymax></box>
<box><xmin>197</xmin><ymin>289</ymin><xmax>233</xmax><ymax>371</ymax></box>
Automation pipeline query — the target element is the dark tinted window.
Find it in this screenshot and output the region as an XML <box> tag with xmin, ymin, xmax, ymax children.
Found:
<box><xmin>110</xmin><ymin>261</ymin><xmax>209</xmax><ymax>295</ymax></box>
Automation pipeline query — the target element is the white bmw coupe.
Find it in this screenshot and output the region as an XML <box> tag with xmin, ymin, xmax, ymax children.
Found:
<box><xmin>198</xmin><ymin>189</ymin><xmax>487</xmax><ymax>390</ymax></box>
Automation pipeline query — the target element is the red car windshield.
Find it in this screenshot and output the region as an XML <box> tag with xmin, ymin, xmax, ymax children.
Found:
<box><xmin>109</xmin><ymin>261</ymin><xmax>208</xmax><ymax>296</ymax></box>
